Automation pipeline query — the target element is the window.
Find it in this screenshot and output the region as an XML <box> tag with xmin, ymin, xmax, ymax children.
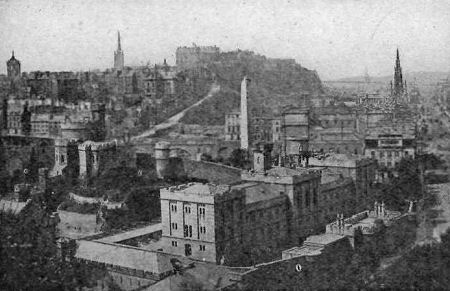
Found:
<box><xmin>170</xmin><ymin>203</ymin><xmax>177</xmax><ymax>212</ymax></box>
<box><xmin>199</xmin><ymin>205</ymin><xmax>206</xmax><ymax>218</ymax></box>
<box><xmin>312</xmin><ymin>188</ymin><xmax>318</xmax><ymax>206</ymax></box>
<box><xmin>199</xmin><ymin>245</ymin><xmax>206</xmax><ymax>251</ymax></box>
<box><xmin>371</xmin><ymin>151</ymin><xmax>375</xmax><ymax>158</ymax></box>
<box><xmin>184</xmin><ymin>205</ymin><xmax>191</xmax><ymax>213</ymax></box>
<box><xmin>380</xmin><ymin>152</ymin><xmax>384</xmax><ymax>158</ymax></box>
<box><xmin>200</xmin><ymin>226</ymin><xmax>206</xmax><ymax>234</ymax></box>
<box><xmin>185</xmin><ymin>244</ymin><xmax>192</xmax><ymax>256</ymax></box>
<box><xmin>305</xmin><ymin>189</ymin><xmax>310</xmax><ymax>207</ymax></box>
<box><xmin>171</xmin><ymin>223</ymin><xmax>178</xmax><ymax>230</ymax></box>
<box><xmin>172</xmin><ymin>241</ymin><xmax>178</xmax><ymax>247</ymax></box>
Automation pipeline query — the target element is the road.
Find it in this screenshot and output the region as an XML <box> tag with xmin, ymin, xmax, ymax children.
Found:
<box><xmin>131</xmin><ymin>83</ymin><xmax>221</xmax><ymax>142</ymax></box>
<box><xmin>416</xmin><ymin>183</ymin><xmax>450</xmax><ymax>244</ymax></box>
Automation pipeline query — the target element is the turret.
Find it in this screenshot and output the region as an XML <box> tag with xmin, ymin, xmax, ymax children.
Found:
<box><xmin>155</xmin><ymin>141</ymin><xmax>171</xmax><ymax>179</ymax></box>
<box><xmin>253</xmin><ymin>143</ymin><xmax>273</xmax><ymax>173</ymax></box>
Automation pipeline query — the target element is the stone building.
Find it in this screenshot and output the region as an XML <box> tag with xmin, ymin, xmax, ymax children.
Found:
<box><xmin>281</xmin><ymin>106</ymin><xmax>310</xmax><ymax>157</ymax></box>
<box><xmin>78</xmin><ymin>140</ymin><xmax>117</xmax><ymax>179</ymax></box>
<box><xmin>159</xmin><ymin>144</ymin><xmax>324</xmax><ymax>266</ymax></box>
<box><xmin>318</xmin><ymin>172</ymin><xmax>356</xmax><ymax>223</ymax></box>
<box><xmin>160</xmin><ymin>180</ymin><xmax>291</xmax><ymax>267</ymax></box>
<box><xmin>309</xmin><ymin>104</ymin><xmax>363</xmax><ymax>155</ymax></box>
<box><xmin>175</xmin><ymin>45</ymin><xmax>220</xmax><ymax>69</ymax></box>
<box><xmin>224</xmin><ymin>109</ymin><xmax>280</xmax><ymax>145</ymax></box>
<box><xmin>224</xmin><ymin>110</ymin><xmax>240</xmax><ymax>141</ymax></box>
<box><xmin>309</xmin><ymin>154</ymin><xmax>377</xmax><ymax>212</ymax></box>
<box><xmin>143</xmin><ymin>61</ymin><xmax>177</xmax><ymax>101</ymax></box>
<box><xmin>241</xmin><ymin>152</ymin><xmax>322</xmax><ymax>245</ymax></box>
<box><xmin>6</xmin><ymin>51</ymin><xmax>21</xmax><ymax>79</ymax></box>
<box><xmin>5</xmin><ymin>99</ymin><xmax>105</xmax><ymax>141</ymax></box>
<box><xmin>363</xmin><ymin>118</ymin><xmax>416</xmax><ymax>178</ymax></box>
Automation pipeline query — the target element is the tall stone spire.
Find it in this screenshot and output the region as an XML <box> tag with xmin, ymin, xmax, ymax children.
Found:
<box><xmin>117</xmin><ymin>31</ymin><xmax>121</xmax><ymax>51</ymax></box>
<box><xmin>114</xmin><ymin>31</ymin><xmax>124</xmax><ymax>71</ymax></box>
<box><xmin>393</xmin><ymin>48</ymin><xmax>404</xmax><ymax>99</ymax></box>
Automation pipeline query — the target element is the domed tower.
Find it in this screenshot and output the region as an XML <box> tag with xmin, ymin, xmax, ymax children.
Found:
<box><xmin>7</xmin><ymin>51</ymin><xmax>21</xmax><ymax>79</ymax></box>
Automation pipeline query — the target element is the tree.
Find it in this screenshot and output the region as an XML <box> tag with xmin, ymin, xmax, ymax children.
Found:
<box><xmin>0</xmin><ymin>200</ymin><xmax>105</xmax><ymax>290</ymax></box>
<box><xmin>375</xmin><ymin>157</ymin><xmax>424</xmax><ymax>211</ymax></box>
<box><xmin>228</xmin><ymin>149</ymin><xmax>249</xmax><ymax>169</ymax></box>
<box><xmin>372</xmin><ymin>229</ymin><xmax>450</xmax><ymax>289</ymax></box>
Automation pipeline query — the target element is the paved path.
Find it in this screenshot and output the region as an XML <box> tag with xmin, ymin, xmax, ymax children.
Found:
<box><xmin>416</xmin><ymin>183</ymin><xmax>450</xmax><ymax>244</ymax></box>
<box><xmin>131</xmin><ymin>83</ymin><xmax>220</xmax><ymax>142</ymax></box>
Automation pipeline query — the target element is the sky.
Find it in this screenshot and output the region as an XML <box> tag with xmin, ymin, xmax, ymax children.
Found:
<box><xmin>0</xmin><ymin>0</ymin><xmax>449</xmax><ymax>80</ymax></box>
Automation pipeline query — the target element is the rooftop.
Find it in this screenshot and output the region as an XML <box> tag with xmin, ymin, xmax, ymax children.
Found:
<box><xmin>96</xmin><ymin>223</ymin><xmax>162</xmax><ymax>243</ymax></box>
<box><xmin>309</xmin><ymin>153</ymin><xmax>371</xmax><ymax>168</ymax></box>
<box><xmin>304</xmin><ymin>233</ymin><xmax>346</xmax><ymax>246</ymax></box>
<box><xmin>0</xmin><ymin>198</ymin><xmax>31</xmax><ymax>215</ymax></box>
<box><xmin>164</xmin><ymin>183</ymin><xmax>230</xmax><ymax>196</ymax></box>
<box><xmin>265</xmin><ymin>166</ymin><xmax>319</xmax><ymax>177</ymax></box>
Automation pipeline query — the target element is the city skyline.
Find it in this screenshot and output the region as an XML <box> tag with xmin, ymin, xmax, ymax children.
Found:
<box><xmin>1</xmin><ymin>0</ymin><xmax>449</xmax><ymax>80</ymax></box>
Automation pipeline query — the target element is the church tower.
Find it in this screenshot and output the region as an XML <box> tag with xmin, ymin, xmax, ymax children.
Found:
<box><xmin>114</xmin><ymin>31</ymin><xmax>124</xmax><ymax>71</ymax></box>
<box><xmin>6</xmin><ymin>51</ymin><xmax>21</xmax><ymax>79</ymax></box>
<box><xmin>393</xmin><ymin>48</ymin><xmax>404</xmax><ymax>99</ymax></box>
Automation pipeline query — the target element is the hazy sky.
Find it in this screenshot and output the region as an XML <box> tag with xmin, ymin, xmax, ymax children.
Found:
<box><xmin>0</xmin><ymin>0</ymin><xmax>449</xmax><ymax>79</ymax></box>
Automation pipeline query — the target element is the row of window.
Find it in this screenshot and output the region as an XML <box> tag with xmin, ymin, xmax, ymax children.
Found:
<box><xmin>247</xmin><ymin>205</ymin><xmax>282</xmax><ymax>222</ymax></box>
<box><xmin>184</xmin><ymin>225</ymin><xmax>193</xmax><ymax>237</ymax></box>
<box><xmin>321</xmin><ymin>119</ymin><xmax>355</xmax><ymax>127</ymax></box>
<box><xmin>296</xmin><ymin>187</ymin><xmax>318</xmax><ymax>210</ymax></box>
<box><xmin>371</xmin><ymin>150</ymin><xmax>406</xmax><ymax>158</ymax></box>
<box><xmin>171</xmin><ymin>241</ymin><xmax>207</xmax><ymax>252</ymax></box>
<box><xmin>170</xmin><ymin>203</ymin><xmax>206</xmax><ymax>218</ymax></box>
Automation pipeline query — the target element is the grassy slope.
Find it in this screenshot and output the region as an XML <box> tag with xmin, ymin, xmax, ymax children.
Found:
<box><xmin>180</xmin><ymin>50</ymin><xmax>323</xmax><ymax>125</ymax></box>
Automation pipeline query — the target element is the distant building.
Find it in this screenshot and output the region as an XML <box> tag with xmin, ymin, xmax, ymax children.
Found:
<box><xmin>114</xmin><ymin>31</ymin><xmax>124</xmax><ymax>71</ymax></box>
<box><xmin>309</xmin><ymin>104</ymin><xmax>363</xmax><ymax>155</ymax></box>
<box><xmin>309</xmin><ymin>153</ymin><xmax>377</xmax><ymax>212</ymax></box>
<box><xmin>78</xmin><ymin>140</ymin><xmax>117</xmax><ymax>179</ymax></box>
<box><xmin>6</xmin><ymin>51</ymin><xmax>21</xmax><ymax>79</ymax></box>
<box><xmin>224</xmin><ymin>109</ymin><xmax>280</xmax><ymax>145</ymax></box>
<box><xmin>175</xmin><ymin>45</ymin><xmax>220</xmax><ymax>69</ymax></box>
<box><xmin>364</xmin><ymin>118</ymin><xmax>416</xmax><ymax>180</ymax></box>
<box><xmin>224</xmin><ymin>110</ymin><xmax>240</xmax><ymax>141</ymax></box>
<box><xmin>271</xmin><ymin>118</ymin><xmax>282</xmax><ymax>143</ymax></box>
<box><xmin>143</xmin><ymin>61</ymin><xmax>177</xmax><ymax>101</ymax></box>
<box><xmin>281</xmin><ymin>106</ymin><xmax>310</xmax><ymax>157</ymax></box>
